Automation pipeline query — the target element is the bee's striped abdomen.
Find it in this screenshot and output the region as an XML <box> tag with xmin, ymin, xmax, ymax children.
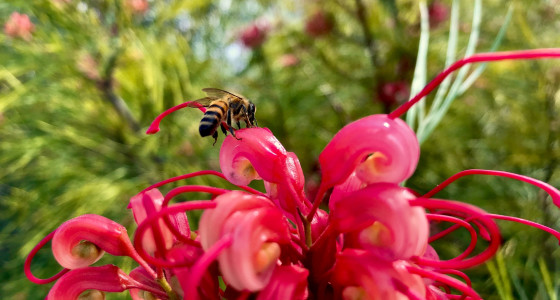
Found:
<box><xmin>199</xmin><ymin>101</ymin><xmax>228</xmax><ymax>137</ymax></box>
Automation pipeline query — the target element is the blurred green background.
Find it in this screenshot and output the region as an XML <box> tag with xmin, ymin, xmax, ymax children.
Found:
<box><xmin>1</xmin><ymin>0</ymin><xmax>559</xmax><ymax>299</ymax></box>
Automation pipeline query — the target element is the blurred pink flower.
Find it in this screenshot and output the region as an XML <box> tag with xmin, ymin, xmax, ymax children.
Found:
<box><xmin>127</xmin><ymin>0</ymin><xmax>149</xmax><ymax>14</ymax></box>
<box><xmin>278</xmin><ymin>54</ymin><xmax>299</xmax><ymax>67</ymax></box>
<box><xmin>429</xmin><ymin>0</ymin><xmax>450</xmax><ymax>28</ymax></box>
<box><xmin>4</xmin><ymin>12</ymin><xmax>34</xmax><ymax>41</ymax></box>
<box><xmin>305</xmin><ymin>10</ymin><xmax>334</xmax><ymax>37</ymax></box>
<box><xmin>240</xmin><ymin>21</ymin><xmax>269</xmax><ymax>49</ymax></box>
<box><xmin>377</xmin><ymin>80</ymin><xmax>411</xmax><ymax>106</ymax></box>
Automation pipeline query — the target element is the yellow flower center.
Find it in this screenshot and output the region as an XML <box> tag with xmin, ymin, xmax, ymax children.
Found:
<box><xmin>254</xmin><ymin>242</ymin><xmax>281</xmax><ymax>273</ymax></box>
<box><xmin>359</xmin><ymin>221</ymin><xmax>392</xmax><ymax>247</ymax></box>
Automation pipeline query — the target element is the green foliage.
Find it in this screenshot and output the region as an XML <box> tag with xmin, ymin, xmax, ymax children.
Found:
<box><xmin>0</xmin><ymin>0</ymin><xmax>559</xmax><ymax>298</ymax></box>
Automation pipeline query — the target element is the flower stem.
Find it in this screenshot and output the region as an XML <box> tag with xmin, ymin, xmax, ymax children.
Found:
<box><xmin>157</xmin><ymin>277</ymin><xmax>180</xmax><ymax>300</ymax></box>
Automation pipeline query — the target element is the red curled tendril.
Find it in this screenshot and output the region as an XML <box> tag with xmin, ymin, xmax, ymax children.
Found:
<box><xmin>410</xmin><ymin>198</ymin><xmax>501</xmax><ymax>270</ymax></box>
<box><xmin>24</xmin><ymin>230</ymin><xmax>70</xmax><ymax>284</ymax></box>
<box><xmin>390</xmin><ymin>49</ymin><xmax>560</xmax><ymax>120</ymax></box>
<box><xmin>406</xmin><ymin>265</ymin><xmax>481</xmax><ymax>300</ymax></box>
<box><xmin>160</xmin><ymin>185</ymin><xmax>228</xmax><ymax>245</ymax></box>
<box><xmin>146</xmin><ymin>101</ymin><xmax>206</xmax><ymax>134</ymax></box>
<box><xmin>422</xmin><ymin>169</ymin><xmax>560</xmax><ymax>207</ymax></box>
<box><xmin>134</xmin><ymin>201</ymin><xmax>217</xmax><ymax>268</ymax></box>
<box><xmin>426</xmin><ymin>214</ymin><xmax>478</xmax><ymax>261</ymax></box>
<box><xmin>138</xmin><ymin>170</ymin><xmax>263</xmax><ymax>196</ymax></box>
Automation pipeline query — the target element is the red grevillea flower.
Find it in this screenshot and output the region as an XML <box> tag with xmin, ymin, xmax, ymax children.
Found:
<box><xmin>25</xmin><ymin>48</ymin><xmax>560</xmax><ymax>299</ymax></box>
<box><xmin>51</xmin><ymin>214</ymin><xmax>143</xmax><ymax>269</ymax></box>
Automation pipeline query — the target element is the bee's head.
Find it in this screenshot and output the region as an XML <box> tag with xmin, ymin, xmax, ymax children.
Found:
<box><xmin>248</xmin><ymin>102</ymin><xmax>257</xmax><ymax>126</ymax></box>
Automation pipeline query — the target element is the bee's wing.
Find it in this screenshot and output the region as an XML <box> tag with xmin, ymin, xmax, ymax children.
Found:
<box><xmin>186</xmin><ymin>97</ymin><xmax>214</xmax><ymax>107</ymax></box>
<box><xmin>202</xmin><ymin>88</ymin><xmax>243</xmax><ymax>100</ymax></box>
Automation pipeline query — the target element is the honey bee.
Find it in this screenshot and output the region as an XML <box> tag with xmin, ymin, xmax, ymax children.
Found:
<box><xmin>187</xmin><ymin>88</ymin><xmax>257</xmax><ymax>144</ymax></box>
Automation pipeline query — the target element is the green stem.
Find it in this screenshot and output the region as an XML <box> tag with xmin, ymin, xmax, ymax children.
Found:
<box><xmin>157</xmin><ymin>277</ymin><xmax>180</xmax><ymax>300</ymax></box>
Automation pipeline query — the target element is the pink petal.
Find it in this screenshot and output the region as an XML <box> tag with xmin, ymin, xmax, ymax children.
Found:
<box><xmin>51</xmin><ymin>214</ymin><xmax>137</xmax><ymax>269</ymax></box>
<box><xmin>331</xmin><ymin>250</ymin><xmax>426</xmax><ymax>300</ymax></box>
<box><xmin>318</xmin><ymin>114</ymin><xmax>419</xmax><ymax>189</ymax></box>
<box><xmin>128</xmin><ymin>267</ymin><xmax>166</xmax><ymax>300</ymax></box>
<box><xmin>220</xmin><ymin>128</ymin><xmax>287</xmax><ymax>185</ymax></box>
<box><xmin>47</xmin><ymin>265</ymin><xmax>138</xmax><ymax>300</ymax></box>
<box><xmin>256</xmin><ymin>265</ymin><xmax>309</xmax><ymax>300</ymax></box>
<box><xmin>331</xmin><ymin>183</ymin><xmax>429</xmax><ymax>260</ymax></box>
<box><xmin>220</xmin><ymin>128</ymin><xmax>308</xmax><ymax>216</ymax></box>
<box><xmin>165</xmin><ymin>243</ymin><xmax>220</xmax><ymax>300</ymax></box>
<box><xmin>199</xmin><ymin>191</ymin><xmax>276</xmax><ymax>250</ymax></box>
<box><xmin>219</xmin><ymin>208</ymin><xmax>288</xmax><ymax>291</ymax></box>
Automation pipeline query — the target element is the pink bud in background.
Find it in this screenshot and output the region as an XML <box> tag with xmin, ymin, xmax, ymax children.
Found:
<box><xmin>428</xmin><ymin>0</ymin><xmax>450</xmax><ymax>28</ymax></box>
<box><xmin>4</xmin><ymin>12</ymin><xmax>34</xmax><ymax>41</ymax></box>
<box><xmin>376</xmin><ymin>81</ymin><xmax>410</xmax><ymax>106</ymax></box>
<box><xmin>51</xmin><ymin>214</ymin><xmax>137</xmax><ymax>269</ymax></box>
<box><xmin>199</xmin><ymin>191</ymin><xmax>291</xmax><ymax>292</ymax></box>
<box><xmin>126</xmin><ymin>0</ymin><xmax>149</xmax><ymax>14</ymax></box>
<box><xmin>240</xmin><ymin>21</ymin><xmax>269</xmax><ymax>48</ymax></box>
<box><xmin>305</xmin><ymin>10</ymin><xmax>334</xmax><ymax>37</ymax></box>
<box><xmin>278</xmin><ymin>54</ymin><xmax>299</xmax><ymax>67</ymax></box>
<box><xmin>318</xmin><ymin>114</ymin><xmax>419</xmax><ymax>190</ymax></box>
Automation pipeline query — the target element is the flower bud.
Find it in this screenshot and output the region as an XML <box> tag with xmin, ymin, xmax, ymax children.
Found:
<box><xmin>220</xmin><ymin>128</ymin><xmax>287</xmax><ymax>186</ymax></box>
<box><xmin>52</xmin><ymin>214</ymin><xmax>136</xmax><ymax>269</ymax></box>
<box><xmin>47</xmin><ymin>265</ymin><xmax>137</xmax><ymax>300</ymax></box>
<box><xmin>319</xmin><ymin>114</ymin><xmax>419</xmax><ymax>189</ymax></box>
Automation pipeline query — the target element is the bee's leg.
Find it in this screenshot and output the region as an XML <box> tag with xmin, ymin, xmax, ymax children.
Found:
<box><xmin>220</xmin><ymin>123</ymin><xmax>228</xmax><ymax>135</ymax></box>
<box><xmin>241</xmin><ymin>106</ymin><xmax>250</xmax><ymax>127</ymax></box>
<box><xmin>212</xmin><ymin>131</ymin><xmax>218</xmax><ymax>146</ymax></box>
<box><xmin>227</xmin><ymin>109</ymin><xmax>241</xmax><ymax>140</ymax></box>
<box><xmin>236</xmin><ymin>121</ymin><xmax>241</xmax><ymax>129</ymax></box>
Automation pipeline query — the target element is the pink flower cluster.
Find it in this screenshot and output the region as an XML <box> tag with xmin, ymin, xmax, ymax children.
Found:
<box><xmin>26</xmin><ymin>49</ymin><xmax>560</xmax><ymax>299</ymax></box>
